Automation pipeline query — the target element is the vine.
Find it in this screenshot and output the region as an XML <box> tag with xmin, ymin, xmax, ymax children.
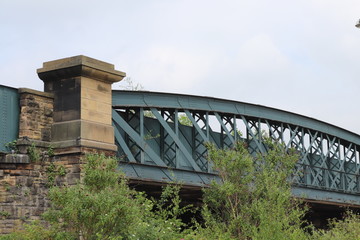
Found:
<box><xmin>46</xmin><ymin>162</ymin><xmax>66</xmax><ymax>187</ymax></box>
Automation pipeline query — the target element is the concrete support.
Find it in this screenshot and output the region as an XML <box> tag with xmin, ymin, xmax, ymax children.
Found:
<box><xmin>37</xmin><ymin>55</ymin><xmax>126</xmax><ymax>152</ymax></box>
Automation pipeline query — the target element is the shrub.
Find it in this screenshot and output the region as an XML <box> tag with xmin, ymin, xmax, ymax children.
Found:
<box><xmin>193</xmin><ymin>140</ymin><xmax>311</xmax><ymax>240</ymax></box>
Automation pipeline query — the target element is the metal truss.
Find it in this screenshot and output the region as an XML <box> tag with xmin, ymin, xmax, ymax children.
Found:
<box><xmin>112</xmin><ymin>90</ymin><xmax>360</xmax><ymax>201</ymax></box>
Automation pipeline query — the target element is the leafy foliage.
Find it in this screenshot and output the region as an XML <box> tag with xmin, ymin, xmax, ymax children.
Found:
<box><xmin>27</xmin><ymin>143</ymin><xmax>41</xmax><ymax>163</ymax></box>
<box><xmin>4</xmin><ymin>140</ymin><xmax>17</xmax><ymax>153</ymax></box>
<box><xmin>313</xmin><ymin>211</ymin><xmax>360</xmax><ymax>240</ymax></box>
<box><xmin>193</xmin><ymin>140</ymin><xmax>310</xmax><ymax>240</ymax></box>
<box><xmin>178</xmin><ymin>114</ymin><xmax>192</xmax><ymax>126</ymax></box>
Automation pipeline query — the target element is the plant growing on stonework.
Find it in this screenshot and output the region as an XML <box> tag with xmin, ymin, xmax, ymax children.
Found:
<box><xmin>0</xmin><ymin>210</ymin><xmax>10</xmax><ymax>219</ymax></box>
<box><xmin>47</xmin><ymin>145</ymin><xmax>54</xmax><ymax>157</ymax></box>
<box><xmin>26</xmin><ymin>143</ymin><xmax>54</xmax><ymax>163</ymax></box>
<box><xmin>191</xmin><ymin>139</ymin><xmax>311</xmax><ymax>240</ymax></box>
<box><xmin>4</xmin><ymin>140</ymin><xmax>17</xmax><ymax>153</ymax></box>
<box><xmin>46</xmin><ymin>162</ymin><xmax>66</xmax><ymax>187</ymax></box>
<box><xmin>27</xmin><ymin>143</ymin><xmax>41</xmax><ymax>162</ymax></box>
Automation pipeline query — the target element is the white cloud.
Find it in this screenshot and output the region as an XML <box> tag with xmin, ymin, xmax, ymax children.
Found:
<box><xmin>130</xmin><ymin>46</ymin><xmax>215</xmax><ymax>93</ymax></box>
<box><xmin>235</xmin><ymin>34</ymin><xmax>291</xmax><ymax>76</ymax></box>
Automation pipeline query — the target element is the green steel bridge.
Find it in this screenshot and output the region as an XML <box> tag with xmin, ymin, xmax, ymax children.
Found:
<box><xmin>112</xmin><ymin>90</ymin><xmax>360</xmax><ymax>207</ymax></box>
<box><xmin>1</xmin><ymin>85</ymin><xmax>360</xmax><ymax>206</ymax></box>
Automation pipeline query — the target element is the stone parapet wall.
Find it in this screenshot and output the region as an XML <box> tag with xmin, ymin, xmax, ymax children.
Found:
<box><xmin>0</xmin><ymin>146</ymin><xmax>116</xmax><ymax>234</ymax></box>
<box><xmin>0</xmin><ymin>151</ymin><xmax>81</xmax><ymax>234</ymax></box>
<box><xmin>18</xmin><ymin>88</ymin><xmax>54</xmax><ymax>141</ymax></box>
<box><xmin>0</xmin><ymin>159</ymin><xmax>48</xmax><ymax>234</ymax></box>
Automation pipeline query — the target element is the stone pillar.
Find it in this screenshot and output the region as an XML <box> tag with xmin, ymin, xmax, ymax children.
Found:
<box><xmin>37</xmin><ymin>55</ymin><xmax>125</xmax><ymax>152</ymax></box>
<box><xmin>18</xmin><ymin>88</ymin><xmax>54</xmax><ymax>142</ymax></box>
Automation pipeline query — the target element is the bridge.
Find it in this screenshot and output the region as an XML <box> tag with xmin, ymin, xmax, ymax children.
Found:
<box><xmin>0</xmin><ymin>55</ymin><xmax>359</xmax><ymax>233</ymax></box>
<box><xmin>112</xmin><ymin>90</ymin><xmax>360</xmax><ymax>206</ymax></box>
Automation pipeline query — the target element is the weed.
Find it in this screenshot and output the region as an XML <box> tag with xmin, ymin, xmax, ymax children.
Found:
<box><xmin>57</xmin><ymin>165</ymin><xmax>66</xmax><ymax>176</ymax></box>
<box><xmin>47</xmin><ymin>145</ymin><xmax>54</xmax><ymax>157</ymax></box>
<box><xmin>27</xmin><ymin>143</ymin><xmax>41</xmax><ymax>163</ymax></box>
<box><xmin>3</xmin><ymin>182</ymin><xmax>10</xmax><ymax>191</ymax></box>
<box><xmin>46</xmin><ymin>162</ymin><xmax>66</xmax><ymax>187</ymax></box>
<box><xmin>5</xmin><ymin>140</ymin><xmax>18</xmax><ymax>153</ymax></box>
<box><xmin>24</xmin><ymin>189</ymin><xmax>30</xmax><ymax>196</ymax></box>
<box><xmin>0</xmin><ymin>211</ymin><xmax>10</xmax><ymax>218</ymax></box>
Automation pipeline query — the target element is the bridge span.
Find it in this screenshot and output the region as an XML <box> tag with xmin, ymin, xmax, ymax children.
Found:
<box><xmin>112</xmin><ymin>90</ymin><xmax>360</xmax><ymax>207</ymax></box>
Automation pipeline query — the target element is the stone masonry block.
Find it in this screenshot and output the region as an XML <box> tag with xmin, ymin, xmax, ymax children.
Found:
<box><xmin>80</xmin><ymin>121</ymin><xmax>115</xmax><ymax>144</ymax></box>
<box><xmin>81</xmin><ymin>77</ymin><xmax>112</xmax><ymax>93</ymax></box>
<box><xmin>66</xmin><ymin>173</ymin><xmax>80</xmax><ymax>185</ymax></box>
<box><xmin>81</xmin><ymin>109</ymin><xmax>111</xmax><ymax>125</ymax></box>
<box><xmin>1</xmin><ymin>155</ymin><xmax>30</xmax><ymax>164</ymax></box>
<box><xmin>81</xmin><ymin>98</ymin><xmax>111</xmax><ymax>115</ymax></box>
<box><xmin>81</xmin><ymin>87</ymin><xmax>111</xmax><ymax>104</ymax></box>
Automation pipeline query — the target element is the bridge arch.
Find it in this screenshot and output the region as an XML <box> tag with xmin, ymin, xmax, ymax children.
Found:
<box><xmin>112</xmin><ymin>90</ymin><xmax>360</xmax><ymax>205</ymax></box>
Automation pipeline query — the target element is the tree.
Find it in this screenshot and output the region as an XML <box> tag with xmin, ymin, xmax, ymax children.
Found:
<box><xmin>192</xmin><ymin>140</ymin><xmax>311</xmax><ymax>240</ymax></box>
<box><xmin>118</xmin><ymin>77</ymin><xmax>144</xmax><ymax>91</ymax></box>
<box><xmin>178</xmin><ymin>114</ymin><xmax>192</xmax><ymax>126</ymax></box>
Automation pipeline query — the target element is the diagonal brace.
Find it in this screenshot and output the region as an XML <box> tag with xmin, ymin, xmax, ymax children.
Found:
<box><xmin>151</xmin><ymin>108</ymin><xmax>202</xmax><ymax>172</ymax></box>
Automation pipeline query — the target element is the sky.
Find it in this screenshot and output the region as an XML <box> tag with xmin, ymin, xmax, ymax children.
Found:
<box><xmin>1</xmin><ymin>0</ymin><xmax>360</xmax><ymax>134</ymax></box>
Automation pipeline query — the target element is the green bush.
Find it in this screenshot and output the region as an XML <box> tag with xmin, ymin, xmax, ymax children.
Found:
<box><xmin>313</xmin><ymin>211</ymin><xmax>360</xmax><ymax>240</ymax></box>
<box><xmin>192</xmin><ymin>140</ymin><xmax>311</xmax><ymax>240</ymax></box>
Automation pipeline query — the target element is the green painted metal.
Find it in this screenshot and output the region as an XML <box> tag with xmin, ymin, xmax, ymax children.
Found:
<box><xmin>112</xmin><ymin>90</ymin><xmax>360</xmax><ymax>145</ymax></box>
<box><xmin>292</xmin><ymin>186</ymin><xmax>360</xmax><ymax>205</ymax></box>
<box><xmin>0</xmin><ymin>85</ymin><xmax>19</xmax><ymax>152</ymax></box>
<box><xmin>112</xmin><ymin>90</ymin><xmax>360</xmax><ymax>205</ymax></box>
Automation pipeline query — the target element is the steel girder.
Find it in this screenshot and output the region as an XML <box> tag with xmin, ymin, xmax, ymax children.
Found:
<box><xmin>112</xmin><ymin>90</ymin><xmax>360</xmax><ymax>205</ymax></box>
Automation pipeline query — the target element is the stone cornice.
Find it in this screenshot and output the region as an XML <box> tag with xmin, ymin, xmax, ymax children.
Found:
<box><xmin>37</xmin><ymin>55</ymin><xmax>126</xmax><ymax>83</ymax></box>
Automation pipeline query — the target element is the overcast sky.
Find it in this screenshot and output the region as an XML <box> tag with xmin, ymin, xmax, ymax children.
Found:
<box><xmin>1</xmin><ymin>0</ymin><xmax>360</xmax><ymax>133</ymax></box>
